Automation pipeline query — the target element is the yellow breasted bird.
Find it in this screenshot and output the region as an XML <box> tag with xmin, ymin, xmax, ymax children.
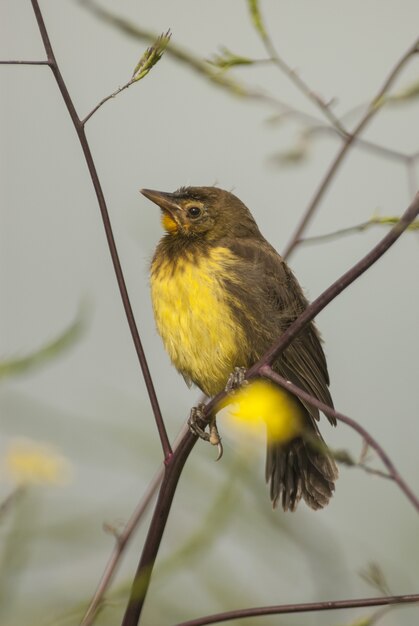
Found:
<box><xmin>142</xmin><ymin>186</ymin><xmax>338</xmax><ymax>511</ymax></box>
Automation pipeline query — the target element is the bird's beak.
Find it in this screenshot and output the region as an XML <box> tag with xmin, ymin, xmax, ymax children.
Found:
<box><xmin>140</xmin><ymin>188</ymin><xmax>180</xmax><ymax>215</ymax></box>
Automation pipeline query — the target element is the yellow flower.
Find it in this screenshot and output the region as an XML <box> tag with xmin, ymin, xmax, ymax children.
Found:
<box><xmin>3</xmin><ymin>439</ymin><xmax>72</xmax><ymax>486</ymax></box>
<box><xmin>221</xmin><ymin>380</ymin><xmax>302</xmax><ymax>444</ymax></box>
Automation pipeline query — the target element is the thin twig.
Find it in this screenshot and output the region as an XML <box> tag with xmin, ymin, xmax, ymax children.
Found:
<box><xmin>309</xmin><ymin>124</ymin><xmax>413</xmax><ymax>162</ymax></box>
<box><xmin>29</xmin><ymin>0</ymin><xmax>171</xmax><ymax>460</ymax></box>
<box><xmin>298</xmin><ymin>219</ymin><xmax>373</xmax><ymax>245</ymax></box>
<box><xmin>82</xmin><ymin>78</ymin><xmax>136</xmax><ymax>125</ymax></box>
<box><xmin>358</xmin><ymin>465</ymin><xmax>393</xmax><ymax>480</ymax></box>
<box><xmin>173</xmin><ymin>593</ymin><xmax>419</xmax><ymax>626</ymax></box>
<box><xmin>82</xmin><ymin>29</ymin><xmax>171</xmax><ymax>125</ymax></box>
<box><xmin>282</xmin><ymin>37</ymin><xmax>419</xmax><ymax>259</ymax></box>
<box><xmin>260</xmin><ymin>366</ymin><xmax>419</xmax><ymax>513</ymax></box>
<box><xmin>298</xmin><ymin>216</ymin><xmax>419</xmax><ymax>245</ymax></box>
<box><xmin>256</xmin><ymin>17</ymin><xmax>346</xmax><ymax>134</ymax></box>
<box><xmin>0</xmin><ymin>60</ymin><xmax>50</xmax><ymax>65</ymax></box>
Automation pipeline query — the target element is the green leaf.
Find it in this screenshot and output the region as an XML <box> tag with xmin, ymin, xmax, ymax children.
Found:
<box><xmin>247</xmin><ymin>0</ymin><xmax>267</xmax><ymax>38</ymax></box>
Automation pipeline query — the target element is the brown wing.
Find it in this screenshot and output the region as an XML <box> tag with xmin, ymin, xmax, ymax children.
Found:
<box><xmin>222</xmin><ymin>237</ymin><xmax>334</xmax><ymax>423</ymax></box>
<box><xmin>222</xmin><ymin>237</ymin><xmax>338</xmax><ymax>511</ymax></box>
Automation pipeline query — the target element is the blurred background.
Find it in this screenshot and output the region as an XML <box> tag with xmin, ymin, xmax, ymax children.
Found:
<box><xmin>1</xmin><ymin>1</ymin><xmax>419</xmax><ymax>625</ymax></box>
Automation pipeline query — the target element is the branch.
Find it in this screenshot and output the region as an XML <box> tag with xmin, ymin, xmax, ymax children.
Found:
<box><xmin>260</xmin><ymin>366</ymin><xmax>419</xmax><ymax>513</ymax></box>
<box><xmin>282</xmin><ymin>37</ymin><xmax>419</xmax><ymax>259</ymax></box>
<box><xmin>173</xmin><ymin>593</ymin><xmax>419</xmax><ymax>626</ymax></box>
<box><xmin>121</xmin><ymin>432</ymin><xmax>198</xmax><ymax>626</ymax></box>
<box><xmin>298</xmin><ymin>215</ymin><xmax>419</xmax><ymax>246</ymax></box>
<box><xmin>29</xmin><ymin>0</ymin><xmax>171</xmax><ymax>460</ymax></box>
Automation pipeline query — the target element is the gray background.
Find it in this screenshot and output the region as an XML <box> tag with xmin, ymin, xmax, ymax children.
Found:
<box><xmin>1</xmin><ymin>1</ymin><xmax>419</xmax><ymax>625</ymax></box>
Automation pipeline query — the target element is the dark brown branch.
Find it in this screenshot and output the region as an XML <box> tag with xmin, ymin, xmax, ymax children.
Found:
<box><xmin>174</xmin><ymin>593</ymin><xmax>419</xmax><ymax>626</ymax></box>
<box><xmin>260</xmin><ymin>366</ymin><xmax>419</xmax><ymax>513</ymax></box>
<box><xmin>121</xmin><ymin>433</ymin><xmax>197</xmax><ymax>626</ymax></box>
<box><xmin>0</xmin><ymin>60</ymin><xmax>50</xmax><ymax>65</ymax></box>
<box><xmin>29</xmin><ymin>0</ymin><xmax>171</xmax><ymax>460</ymax></box>
<box><xmin>282</xmin><ymin>37</ymin><xmax>419</xmax><ymax>260</ymax></box>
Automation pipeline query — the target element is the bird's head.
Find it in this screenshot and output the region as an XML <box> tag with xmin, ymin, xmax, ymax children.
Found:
<box><xmin>141</xmin><ymin>186</ymin><xmax>260</xmax><ymax>241</ymax></box>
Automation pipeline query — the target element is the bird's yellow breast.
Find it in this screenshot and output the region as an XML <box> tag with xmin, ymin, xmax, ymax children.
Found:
<box><xmin>150</xmin><ymin>246</ymin><xmax>247</xmax><ymax>396</ymax></box>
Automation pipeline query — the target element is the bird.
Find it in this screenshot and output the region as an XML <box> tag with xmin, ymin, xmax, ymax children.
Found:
<box><xmin>141</xmin><ymin>185</ymin><xmax>338</xmax><ymax>511</ymax></box>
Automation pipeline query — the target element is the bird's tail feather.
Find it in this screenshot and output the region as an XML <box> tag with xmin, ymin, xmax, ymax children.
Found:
<box><xmin>266</xmin><ymin>423</ymin><xmax>338</xmax><ymax>511</ymax></box>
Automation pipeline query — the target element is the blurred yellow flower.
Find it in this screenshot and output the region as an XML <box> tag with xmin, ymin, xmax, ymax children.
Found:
<box><xmin>3</xmin><ymin>439</ymin><xmax>72</xmax><ymax>486</ymax></box>
<box><xmin>221</xmin><ymin>380</ymin><xmax>303</xmax><ymax>444</ymax></box>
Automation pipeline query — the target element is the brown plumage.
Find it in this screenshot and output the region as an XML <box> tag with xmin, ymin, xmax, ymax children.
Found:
<box><xmin>143</xmin><ymin>185</ymin><xmax>338</xmax><ymax>511</ymax></box>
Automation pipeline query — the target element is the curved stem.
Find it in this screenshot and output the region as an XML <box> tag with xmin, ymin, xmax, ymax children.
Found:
<box><xmin>260</xmin><ymin>366</ymin><xmax>419</xmax><ymax>513</ymax></box>
<box><xmin>174</xmin><ymin>593</ymin><xmax>419</xmax><ymax>626</ymax></box>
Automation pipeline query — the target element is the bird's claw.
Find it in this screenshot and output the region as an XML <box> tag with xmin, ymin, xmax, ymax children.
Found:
<box><xmin>188</xmin><ymin>404</ymin><xmax>223</xmax><ymax>461</ymax></box>
<box><xmin>209</xmin><ymin>421</ymin><xmax>223</xmax><ymax>461</ymax></box>
<box><xmin>225</xmin><ymin>366</ymin><xmax>248</xmax><ymax>392</ymax></box>
<box><xmin>188</xmin><ymin>403</ymin><xmax>209</xmax><ymax>440</ymax></box>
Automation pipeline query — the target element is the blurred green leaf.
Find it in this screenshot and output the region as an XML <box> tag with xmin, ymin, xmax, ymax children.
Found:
<box><xmin>247</xmin><ymin>0</ymin><xmax>267</xmax><ymax>39</ymax></box>
<box><xmin>333</xmin><ymin>449</ymin><xmax>356</xmax><ymax>465</ymax></box>
<box><xmin>359</xmin><ymin>562</ymin><xmax>392</xmax><ymax>596</ymax></box>
<box><xmin>0</xmin><ymin>304</ymin><xmax>87</xmax><ymax>379</ymax></box>
<box><xmin>371</xmin><ymin>215</ymin><xmax>419</xmax><ymax>229</ymax></box>
<box><xmin>208</xmin><ymin>47</ymin><xmax>255</xmax><ymax>70</ymax></box>
<box><xmin>374</xmin><ymin>79</ymin><xmax>419</xmax><ymax>109</ymax></box>
<box><xmin>386</xmin><ymin>80</ymin><xmax>419</xmax><ymax>105</ymax></box>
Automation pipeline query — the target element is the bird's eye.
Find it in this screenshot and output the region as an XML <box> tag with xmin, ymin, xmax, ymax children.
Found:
<box><xmin>187</xmin><ymin>206</ymin><xmax>202</xmax><ymax>218</ymax></box>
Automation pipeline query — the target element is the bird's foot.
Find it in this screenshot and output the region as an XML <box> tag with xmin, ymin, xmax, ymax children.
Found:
<box><xmin>188</xmin><ymin>404</ymin><xmax>223</xmax><ymax>461</ymax></box>
<box><xmin>188</xmin><ymin>403</ymin><xmax>209</xmax><ymax>440</ymax></box>
<box><xmin>225</xmin><ymin>366</ymin><xmax>248</xmax><ymax>392</ymax></box>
